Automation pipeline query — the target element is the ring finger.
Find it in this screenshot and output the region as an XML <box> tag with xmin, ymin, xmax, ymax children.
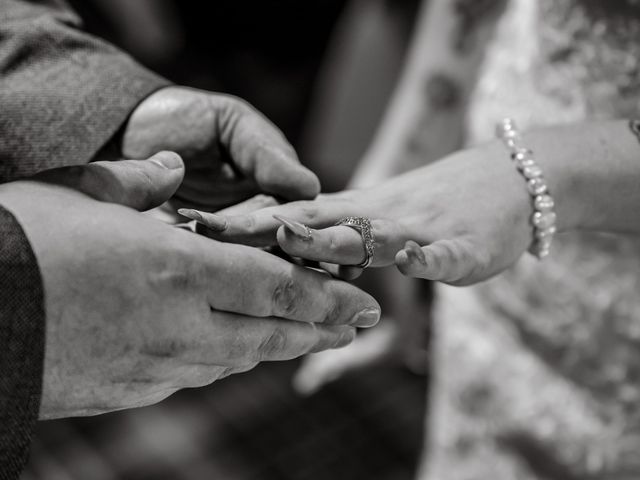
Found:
<box><xmin>275</xmin><ymin>217</ymin><xmax>406</xmax><ymax>268</ymax></box>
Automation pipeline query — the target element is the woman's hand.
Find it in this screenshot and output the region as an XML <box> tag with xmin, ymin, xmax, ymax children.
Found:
<box><xmin>181</xmin><ymin>142</ymin><xmax>538</xmax><ymax>285</ymax></box>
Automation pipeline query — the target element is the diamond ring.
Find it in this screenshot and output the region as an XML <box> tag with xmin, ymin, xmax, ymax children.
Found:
<box><xmin>335</xmin><ymin>217</ymin><xmax>375</xmax><ymax>269</ymax></box>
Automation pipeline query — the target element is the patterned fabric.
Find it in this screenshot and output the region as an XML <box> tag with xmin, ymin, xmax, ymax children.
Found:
<box><xmin>422</xmin><ymin>0</ymin><xmax>640</xmax><ymax>479</ymax></box>
<box><xmin>0</xmin><ymin>1</ymin><xmax>170</xmax><ymax>477</ymax></box>
<box><xmin>0</xmin><ymin>206</ymin><xmax>45</xmax><ymax>480</ymax></box>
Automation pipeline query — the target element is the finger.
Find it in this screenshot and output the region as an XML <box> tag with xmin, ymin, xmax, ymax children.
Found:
<box><xmin>179</xmin><ymin>194</ymin><xmax>279</xmax><ymax>236</ymax></box>
<box><xmin>219</xmin><ymin>97</ymin><xmax>321</xmax><ymax>200</ymax></box>
<box><xmin>196</xmin><ymin>312</ymin><xmax>357</xmax><ymax>365</ymax></box>
<box><xmin>275</xmin><ymin>219</ymin><xmax>405</xmax><ymax>268</ymax></box>
<box><xmin>196</xmin><ymin>241</ymin><xmax>381</xmax><ymax>328</ymax></box>
<box><xmin>180</xmin><ymin>196</ymin><xmax>354</xmax><ymax>246</ymax></box>
<box><xmin>395</xmin><ymin>239</ymin><xmax>482</xmax><ymax>285</ymax></box>
<box><xmin>216</xmin><ymin>194</ymin><xmax>280</xmax><ymax>216</ymax></box>
<box><xmin>35</xmin><ymin>151</ymin><xmax>185</xmax><ymax>211</ymax></box>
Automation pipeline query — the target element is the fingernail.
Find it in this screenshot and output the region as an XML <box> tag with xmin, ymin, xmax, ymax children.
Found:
<box><xmin>204</xmin><ymin>214</ymin><xmax>228</xmax><ymax>231</ymax></box>
<box><xmin>273</xmin><ymin>215</ymin><xmax>311</xmax><ymax>240</ymax></box>
<box><xmin>178</xmin><ymin>208</ymin><xmax>203</xmax><ymax>222</ymax></box>
<box><xmin>178</xmin><ymin>209</ymin><xmax>228</xmax><ymax>231</ymax></box>
<box><xmin>353</xmin><ymin>308</ymin><xmax>381</xmax><ymax>328</ymax></box>
<box><xmin>151</xmin><ymin>151</ymin><xmax>183</xmax><ymax>169</ymax></box>
<box><xmin>405</xmin><ymin>241</ymin><xmax>426</xmax><ymax>265</ymax></box>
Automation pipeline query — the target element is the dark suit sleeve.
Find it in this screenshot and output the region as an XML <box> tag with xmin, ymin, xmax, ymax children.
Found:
<box><xmin>0</xmin><ymin>206</ymin><xmax>44</xmax><ymax>480</ymax></box>
<box><xmin>0</xmin><ymin>2</ymin><xmax>172</xmax><ymax>477</ymax></box>
<box><xmin>0</xmin><ymin>0</ymin><xmax>171</xmax><ymax>182</ymax></box>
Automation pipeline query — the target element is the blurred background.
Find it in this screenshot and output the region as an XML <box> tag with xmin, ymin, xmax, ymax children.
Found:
<box><xmin>21</xmin><ymin>1</ymin><xmax>429</xmax><ymax>479</ymax></box>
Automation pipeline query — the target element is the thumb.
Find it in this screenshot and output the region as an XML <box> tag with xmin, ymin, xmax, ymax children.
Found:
<box><xmin>35</xmin><ymin>151</ymin><xmax>185</xmax><ymax>211</ymax></box>
<box><xmin>222</xmin><ymin>98</ymin><xmax>321</xmax><ymax>200</ymax></box>
<box><xmin>395</xmin><ymin>239</ymin><xmax>482</xmax><ymax>285</ymax></box>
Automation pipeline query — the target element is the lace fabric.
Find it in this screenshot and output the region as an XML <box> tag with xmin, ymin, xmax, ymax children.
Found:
<box><xmin>424</xmin><ymin>0</ymin><xmax>640</xmax><ymax>478</ymax></box>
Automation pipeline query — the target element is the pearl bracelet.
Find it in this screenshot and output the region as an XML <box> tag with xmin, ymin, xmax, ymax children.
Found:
<box><xmin>495</xmin><ymin>118</ymin><xmax>556</xmax><ymax>259</ymax></box>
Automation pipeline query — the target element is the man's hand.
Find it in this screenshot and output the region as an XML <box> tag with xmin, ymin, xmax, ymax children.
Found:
<box><xmin>121</xmin><ymin>86</ymin><xmax>321</xmax><ymax>212</ymax></box>
<box><xmin>0</xmin><ymin>152</ymin><xmax>379</xmax><ymax>419</ymax></box>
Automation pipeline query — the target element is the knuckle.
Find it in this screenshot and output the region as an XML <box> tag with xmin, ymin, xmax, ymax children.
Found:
<box><xmin>299</xmin><ymin>203</ymin><xmax>319</xmax><ymax>222</ymax></box>
<box><xmin>130</xmin><ymin>165</ymin><xmax>156</xmax><ymax>206</ymax></box>
<box><xmin>466</xmin><ymin>246</ymin><xmax>491</xmax><ymax>283</ymax></box>
<box><xmin>219</xmin><ymin>94</ymin><xmax>256</xmax><ymax>119</ymax></box>
<box><xmin>257</xmin><ymin>327</ymin><xmax>288</xmax><ymax>359</ymax></box>
<box><xmin>241</xmin><ymin>214</ymin><xmax>258</xmax><ymax>234</ymax></box>
<box><xmin>442</xmin><ymin>242</ymin><xmax>459</xmax><ymax>262</ymax></box>
<box><xmin>322</xmin><ymin>300</ymin><xmax>342</xmax><ymax>325</ymax></box>
<box><xmin>272</xmin><ymin>276</ymin><xmax>302</xmax><ymax>317</ymax></box>
<box><xmin>231</xmin><ymin>95</ymin><xmax>255</xmax><ymax>112</ymax></box>
<box><xmin>441</xmin><ymin>243</ymin><xmax>465</xmax><ymax>282</ymax></box>
<box><xmin>429</xmin><ymin>249</ymin><xmax>445</xmax><ymax>278</ymax></box>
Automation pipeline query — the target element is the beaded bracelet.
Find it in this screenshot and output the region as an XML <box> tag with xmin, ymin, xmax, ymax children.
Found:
<box><xmin>495</xmin><ymin>118</ymin><xmax>556</xmax><ymax>259</ymax></box>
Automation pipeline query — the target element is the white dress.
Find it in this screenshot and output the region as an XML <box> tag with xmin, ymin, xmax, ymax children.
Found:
<box><xmin>420</xmin><ymin>0</ymin><xmax>640</xmax><ymax>478</ymax></box>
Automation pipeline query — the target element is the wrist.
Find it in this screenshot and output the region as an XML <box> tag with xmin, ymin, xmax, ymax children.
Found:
<box><xmin>519</xmin><ymin>128</ymin><xmax>588</xmax><ymax>233</ymax></box>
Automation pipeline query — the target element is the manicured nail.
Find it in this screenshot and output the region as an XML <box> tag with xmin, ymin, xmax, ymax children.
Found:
<box><xmin>178</xmin><ymin>208</ymin><xmax>202</xmax><ymax>222</ymax></box>
<box><xmin>405</xmin><ymin>241</ymin><xmax>426</xmax><ymax>265</ymax></box>
<box><xmin>151</xmin><ymin>151</ymin><xmax>183</xmax><ymax>169</ymax></box>
<box><xmin>178</xmin><ymin>209</ymin><xmax>228</xmax><ymax>231</ymax></box>
<box><xmin>273</xmin><ymin>215</ymin><xmax>311</xmax><ymax>240</ymax></box>
<box><xmin>353</xmin><ymin>308</ymin><xmax>381</xmax><ymax>328</ymax></box>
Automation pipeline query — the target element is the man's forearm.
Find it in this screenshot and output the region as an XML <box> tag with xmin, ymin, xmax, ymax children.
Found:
<box><xmin>0</xmin><ymin>0</ymin><xmax>170</xmax><ymax>181</ymax></box>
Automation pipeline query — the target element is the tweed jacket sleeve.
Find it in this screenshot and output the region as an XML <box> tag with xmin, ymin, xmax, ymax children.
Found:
<box><xmin>0</xmin><ymin>1</ymin><xmax>173</xmax><ymax>478</ymax></box>
<box><xmin>0</xmin><ymin>206</ymin><xmax>44</xmax><ymax>480</ymax></box>
<box><xmin>0</xmin><ymin>0</ymin><xmax>171</xmax><ymax>183</ymax></box>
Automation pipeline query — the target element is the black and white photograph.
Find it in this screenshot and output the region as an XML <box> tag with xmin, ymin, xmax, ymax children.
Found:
<box><xmin>2</xmin><ymin>0</ymin><xmax>640</xmax><ymax>479</ymax></box>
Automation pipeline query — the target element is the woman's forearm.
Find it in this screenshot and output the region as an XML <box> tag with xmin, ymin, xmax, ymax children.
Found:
<box><xmin>518</xmin><ymin>120</ymin><xmax>640</xmax><ymax>234</ymax></box>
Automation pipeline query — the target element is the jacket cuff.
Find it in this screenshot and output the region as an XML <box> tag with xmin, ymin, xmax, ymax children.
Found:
<box><xmin>0</xmin><ymin>206</ymin><xmax>45</xmax><ymax>480</ymax></box>
<box><xmin>0</xmin><ymin>5</ymin><xmax>171</xmax><ymax>181</ymax></box>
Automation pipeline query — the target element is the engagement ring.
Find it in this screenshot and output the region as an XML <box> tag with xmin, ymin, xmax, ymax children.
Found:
<box><xmin>335</xmin><ymin>217</ymin><xmax>375</xmax><ymax>269</ymax></box>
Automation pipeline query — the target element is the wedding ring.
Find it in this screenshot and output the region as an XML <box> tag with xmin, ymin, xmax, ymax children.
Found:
<box><xmin>335</xmin><ymin>217</ymin><xmax>375</xmax><ymax>268</ymax></box>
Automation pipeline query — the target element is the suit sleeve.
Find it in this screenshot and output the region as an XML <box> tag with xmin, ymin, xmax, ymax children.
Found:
<box><xmin>0</xmin><ymin>0</ymin><xmax>171</xmax><ymax>182</ymax></box>
<box><xmin>0</xmin><ymin>205</ymin><xmax>45</xmax><ymax>480</ymax></box>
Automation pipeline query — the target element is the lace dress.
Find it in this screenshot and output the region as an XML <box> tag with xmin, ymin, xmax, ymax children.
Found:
<box><xmin>420</xmin><ymin>0</ymin><xmax>640</xmax><ymax>478</ymax></box>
